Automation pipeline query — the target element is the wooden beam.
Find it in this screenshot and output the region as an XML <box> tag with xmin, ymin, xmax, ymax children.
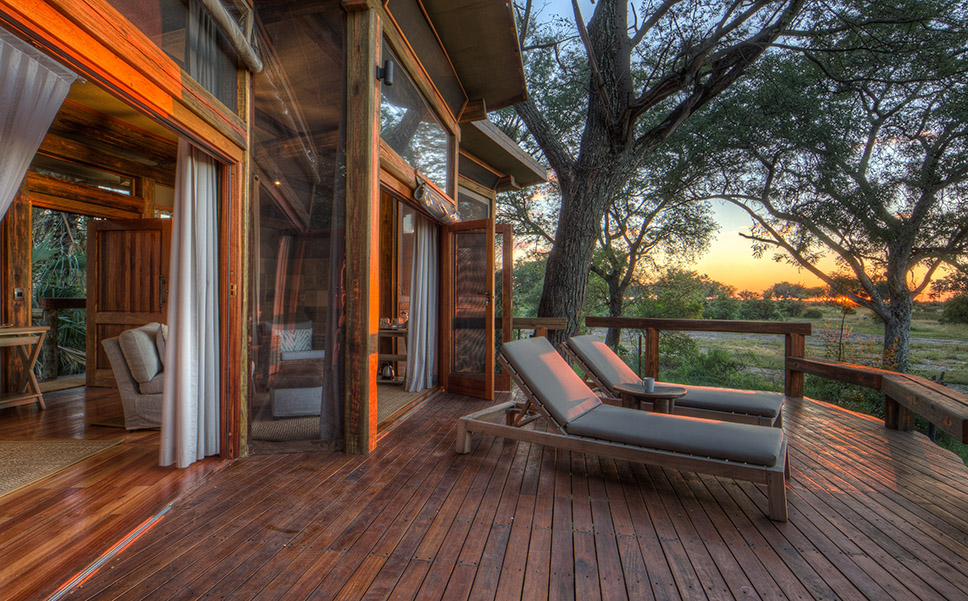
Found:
<box><xmin>38</xmin><ymin>131</ymin><xmax>175</xmax><ymax>186</ymax></box>
<box><xmin>458</xmin><ymin>98</ymin><xmax>487</xmax><ymax>123</ymax></box>
<box><xmin>49</xmin><ymin>101</ymin><xmax>178</xmax><ymax>172</ymax></box>
<box><xmin>344</xmin><ymin>6</ymin><xmax>381</xmax><ymax>455</ymax></box>
<box><xmin>26</xmin><ymin>172</ymin><xmax>144</xmax><ymax>214</ymax></box>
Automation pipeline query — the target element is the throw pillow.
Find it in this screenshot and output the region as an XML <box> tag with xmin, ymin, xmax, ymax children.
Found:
<box><xmin>119</xmin><ymin>323</ymin><xmax>162</xmax><ymax>384</ymax></box>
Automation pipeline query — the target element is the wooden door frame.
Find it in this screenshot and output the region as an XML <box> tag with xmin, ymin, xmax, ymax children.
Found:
<box><xmin>440</xmin><ymin>218</ymin><xmax>495</xmax><ymax>400</ymax></box>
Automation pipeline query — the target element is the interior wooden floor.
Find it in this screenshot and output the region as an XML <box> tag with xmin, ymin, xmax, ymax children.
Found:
<box><xmin>17</xmin><ymin>389</ymin><xmax>962</xmax><ymax>601</ymax></box>
<box><xmin>0</xmin><ymin>387</ymin><xmax>224</xmax><ymax>601</ymax></box>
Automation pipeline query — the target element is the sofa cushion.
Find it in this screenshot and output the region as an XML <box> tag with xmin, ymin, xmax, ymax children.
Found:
<box><xmin>156</xmin><ymin>324</ymin><xmax>168</xmax><ymax>368</ymax></box>
<box><xmin>119</xmin><ymin>323</ymin><xmax>163</xmax><ymax>384</ymax></box>
<box><xmin>139</xmin><ymin>373</ymin><xmax>165</xmax><ymax>395</ymax></box>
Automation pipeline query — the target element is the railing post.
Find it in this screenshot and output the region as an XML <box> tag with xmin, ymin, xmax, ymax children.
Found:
<box><xmin>40</xmin><ymin>308</ymin><xmax>60</xmax><ymax>380</ymax></box>
<box><xmin>644</xmin><ymin>327</ymin><xmax>659</xmax><ymax>379</ymax></box>
<box><xmin>884</xmin><ymin>394</ymin><xmax>914</xmax><ymax>431</ymax></box>
<box><xmin>785</xmin><ymin>333</ymin><xmax>805</xmax><ymax>397</ymax></box>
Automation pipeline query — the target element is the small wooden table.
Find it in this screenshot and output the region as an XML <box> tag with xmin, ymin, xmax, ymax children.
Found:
<box><xmin>614</xmin><ymin>382</ymin><xmax>686</xmax><ymax>414</ymax></box>
<box><xmin>0</xmin><ymin>326</ymin><xmax>48</xmax><ymax>411</ymax></box>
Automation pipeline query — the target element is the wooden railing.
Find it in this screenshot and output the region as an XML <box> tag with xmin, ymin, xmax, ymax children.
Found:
<box><xmin>511</xmin><ymin>317</ymin><xmax>568</xmax><ymax>340</ymax></box>
<box><xmin>585</xmin><ymin>316</ymin><xmax>811</xmax><ymax>397</ymax></box>
<box><xmin>586</xmin><ymin>316</ymin><xmax>968</xmax><ymax>443</ymax></box>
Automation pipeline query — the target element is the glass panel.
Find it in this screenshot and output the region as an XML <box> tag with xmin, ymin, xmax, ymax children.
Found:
<box><xmin>458</xmin><ymin>187</ymin><xmax>490</xmax><ymax>221</ymax></box>
<box><xmin>385</xmin><ymin>1</ymin><xmax>465</xmax><ymax>118</ymax></box>
<box><xmin>494</xmin><ymin>230</ymin><xmax>504</xmax><ymax>375</ymax></box>
<box><xmin>108</xmin><ymin>0</ymin><xmax>239</xmax><ymax>111</ymax></box>
<box><xmin>380</xmin><ymin>41</ymin><xmax>453</xmax><ymax>194</ymax></box>
<box><xmin>452</xmin><ymin>230</ymin><xmax>487</xmax><ymax>376</ymax></box>
<box><xmin>249</xmin><ymin>1</ymin><xmax>346</xmax><ymax>446</ymax></box>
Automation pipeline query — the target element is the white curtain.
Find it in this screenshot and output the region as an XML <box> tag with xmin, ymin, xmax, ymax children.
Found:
<box><xmin>0</xmin><ymin>29</ymin><xmax>77</xmax><ymax>220</ymax></box>
<box><xmin>405</xmin><ymin>215</ymin><xmax>438</xmax><ymax>392</ymax></box>
<box><xmin>161</xmin><ymin>139</ymin><xmax>221</xmax><ymax>468</ymax></box>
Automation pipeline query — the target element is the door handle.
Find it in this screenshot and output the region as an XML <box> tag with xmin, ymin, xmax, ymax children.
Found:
<box><xmin>159</xmin><ymin>274</ymin><xmax>168</xmax><ymax>308</ymax></box>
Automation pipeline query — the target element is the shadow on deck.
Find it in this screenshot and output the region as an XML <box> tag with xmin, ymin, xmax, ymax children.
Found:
<box><xmin>26</xmin><ymin>391</ymin><xmax>968</xmax><ymax>600</ymax></box>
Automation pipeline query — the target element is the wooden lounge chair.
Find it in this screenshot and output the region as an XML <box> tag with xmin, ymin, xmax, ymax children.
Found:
<box><xmin>456</xmin><ymin>337</ymin><xmax>789</xmax><ymax>521</ymax></box>
<box><xmin>563</xmin><ymin>335</ymin><xmax>786</xmax><ymax>427</ymax></box>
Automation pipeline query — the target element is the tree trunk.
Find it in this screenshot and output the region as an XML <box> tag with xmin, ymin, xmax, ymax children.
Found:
<box><xmin>883</xmin><ymin>295</ymin><xmax>912</xmax><ymax>372</ymax></box>
<box><xmin>536</xmin><ymin>160</ymin><xmax>627</xmax><ymax>345</ymax></box>
<box><xmin>604</xmin><ymin>279</ymin><xmax>625</xmax><ymax>348</ymax></box>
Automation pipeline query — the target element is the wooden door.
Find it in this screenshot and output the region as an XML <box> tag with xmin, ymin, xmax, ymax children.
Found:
<box><xmin>495</xmin><ymin>224</ymin><xmax>513</xmax><ymax>392</ymax></box>
<box><xmin>441</xmin><ymin>219</ymin><xmax>494</xmax><ymax>399</ymax></box>
<box><xmin>86</xmin><ymin>219</ymin><xmax>171</xmax><ymax>387</ymax></box>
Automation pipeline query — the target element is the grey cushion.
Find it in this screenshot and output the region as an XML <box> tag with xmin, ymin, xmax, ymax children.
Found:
<box><xmin>281</xmin><ymin>349</ymin><xmax>325</xmax><ymax>361</ymax></box>
<box><xmin>678</xmin><ymin>384</ymin><xmax>782</xmax><ymax>418</ymax></box>
<box><xmin>156</xmin><ymin>324</ymin><xmax>168</xmax><ymax>368</ymax></box>
<box><xmin>119</xmin><ymin>323</ymin><xmax>163</xmax><ymax>384</ymax></box>
<box><xmin>566</xmin><ymin>404</ymin><xmax>784</xmax><ymax>466</ymax></box>
<box><xmin>568</xmin><ymin>335</ymin><xmax>782</xmax><ymax>419</ymax></box>
<box><xmin>139</xmin><ymin>373</ymin><xmax>165</xmax><ymax>395</ymax></box>
<box><xmin>567</xmin><ymin>335</ymin><xmax>640</xmax><ymax>389</ymax></box>
<box><xmin>501</xmin><ymin>337</ymin><xmax>601</xmax><ymax>425</ymax></box>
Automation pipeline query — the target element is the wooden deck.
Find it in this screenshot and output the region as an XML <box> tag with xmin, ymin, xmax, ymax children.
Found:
<box><xmin>5</xmin><ymin>388</ymin><xmax>968</xmax><ymax>600</ymax></box>
<box><xmin>0</xmin><ymin>387</ymin><xmax>224</xmax><ymax>601</ymax></box>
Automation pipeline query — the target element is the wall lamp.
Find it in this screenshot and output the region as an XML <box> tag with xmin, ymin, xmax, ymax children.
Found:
<box><xmin>376</xmin><ymin>59</ymin><xmax>394</xmax><ymax>86</ymax></box>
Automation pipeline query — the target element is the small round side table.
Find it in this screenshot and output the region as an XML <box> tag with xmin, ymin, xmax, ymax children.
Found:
<box><xmin>613</xmin><ymin>383</ymin><xmax>687</xmax><ymax>414</ymax></box>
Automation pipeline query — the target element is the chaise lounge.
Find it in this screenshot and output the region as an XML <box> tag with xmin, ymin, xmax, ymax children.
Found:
<box><xmin>563</xmin><ymin>334</ymin><xmax>786</xmax><ymax>426</ymax></box>
<box><xmin>456</xmin><ymin>336</ymin><xmax>789</xmax><ymax>521</ymax></box>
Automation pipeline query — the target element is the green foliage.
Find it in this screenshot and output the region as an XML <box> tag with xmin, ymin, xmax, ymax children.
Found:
<box><xmin>764</xmin><ymin>282</ymin><xmax>822</xmax><ymax>299</ymax></box>
<box><xmin>703</xmin><ymin>293</ymin><xmax>740</xmax><ymax>320</ymax></box>
<box><xmin>511</xmin><ymin>257</ymin><xmax>546</xmax><ymax>317</ymax></box>
<box><xmin>777</xmin><ymin>299</ymin><xmax>806</xmax><ymax>317</ymax></box>
<box><xmin>940</xmin><ymin>295</ymin><xmax>968</xmax><ymax>324</ymax></box>
<box><xmin>738</xmin><ymin>298</ymin><xmax>782</xmax><ymax>321</ymax></box>
<box><xmin>661</xmin><ymin>345</ymin><xmax>776</xmax><ymax>391</ymax></box>
<box><xmin>629</xmin><ymin>269</ymin><xmax>723</xmax><ymax>319</ymax></box>
<box><xmin>32</xmin><ymin>208</ymin><xmax>88</xmax><ymax>375</ymax></box>
<box><xmin>803</xmin><ymin>308</ymin><xmax>824</xmax><ymax>319</ymax></box>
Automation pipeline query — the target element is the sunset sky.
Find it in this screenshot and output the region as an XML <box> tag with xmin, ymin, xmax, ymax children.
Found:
<box><xmin>693</xmin><ymin>201</ymin><xmax>828</xmax><ymax>294</ymax></box>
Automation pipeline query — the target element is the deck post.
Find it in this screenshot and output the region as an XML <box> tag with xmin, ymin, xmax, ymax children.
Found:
<box><xmin>785</xmin><ymin>333</ymin><xmax>805</xmax><ymax>397</ymax></box>
<box><xmin>343</xmin><ymin>4</ymin><xmax>381</xmax><ymax>454</ymax></box>
<box><xmin>884</xmin><ymin>394</ymin><xmax>914</xmax><ymax>431</ymax></box>
<box><xmin>643</xmin><ymin>327</ymin><xmax>659</xmax><ymax>379</ymax></box>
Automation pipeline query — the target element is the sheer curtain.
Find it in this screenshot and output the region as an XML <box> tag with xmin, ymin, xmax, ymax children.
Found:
<box><xmin>0</xmin><ymin>29</ymin><xmax>77</xmax><ymax>220</ymax></box>
<box><xmin>161</xmin><ymin>139</ymin><xmax>220</xmax><ymax>468</ymax></box>
<box><xmin>405</xmin><ymin>215</ymin><xmax>438</xmax><ymax>392</ymax></box>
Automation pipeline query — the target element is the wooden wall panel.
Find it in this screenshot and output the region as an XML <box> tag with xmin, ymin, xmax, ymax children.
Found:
<box><xmin>1</xmin><ymin>196</ymin><xmax>31</xmax><ymax>393</ymax></box>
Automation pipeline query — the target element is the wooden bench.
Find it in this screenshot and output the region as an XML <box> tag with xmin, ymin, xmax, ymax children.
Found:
<box><xmin>787</xmin><ymin>357</ymin><xmax>968</xmax><ymax>443</ymax></box>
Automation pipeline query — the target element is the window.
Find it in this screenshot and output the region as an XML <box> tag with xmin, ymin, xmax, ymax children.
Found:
<box><xmin>108</xmin><ymin>0</ymin><xmax>240</xmax><ymax>111</ymax></box>
<box><xmin>380</xmin><ymin>41</ymin><xmax>453</xmax><ymax>195</ymax></box>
